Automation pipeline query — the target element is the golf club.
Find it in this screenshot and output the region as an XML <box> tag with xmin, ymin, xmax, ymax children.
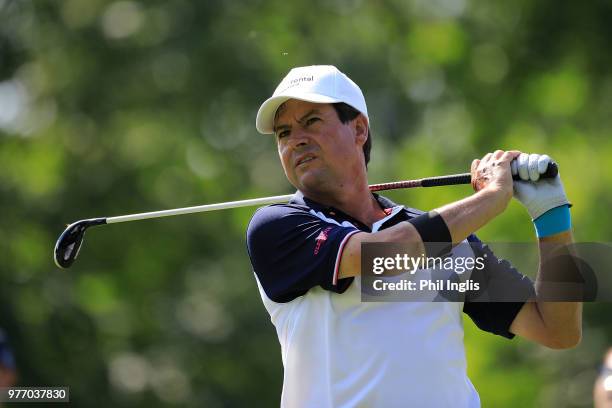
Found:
<box><xmin>53</xmin><ymin>161</ymin><xmax>558</xmax><ymax>269</ymax></box>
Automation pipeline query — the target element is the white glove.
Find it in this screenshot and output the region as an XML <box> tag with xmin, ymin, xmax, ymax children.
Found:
<box><xmin>512</xmin><ymin>153</ymin><xmax>570</xmax><ymax>220</ymax></box>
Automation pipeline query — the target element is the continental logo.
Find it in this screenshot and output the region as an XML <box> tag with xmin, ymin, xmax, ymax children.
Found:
<box><xmin>279</xmin><ymin>75</ymin><xmax>314</xmax><ymax>92</ymax></box>
<box><xmin>289</xmin><ymin>75</ymin><xmax>313</xmax><ymax>85</ymax></box>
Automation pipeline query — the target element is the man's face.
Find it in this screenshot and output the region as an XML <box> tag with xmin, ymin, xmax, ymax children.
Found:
<box><xmin>273</xmin><ymin>100</ymin><xmax>367</xmax><ymax>194</ymax></box>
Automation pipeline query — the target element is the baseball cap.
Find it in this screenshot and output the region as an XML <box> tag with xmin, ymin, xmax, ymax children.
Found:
<box><xmin>256</xmin><ymin>65</ymin><xmax>369</xmax><ymax>134</ymax></box>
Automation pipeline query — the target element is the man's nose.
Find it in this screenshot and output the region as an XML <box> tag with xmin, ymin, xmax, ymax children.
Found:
<box><xmin>289</xmin><ymin>128</ymin><xmax>310</xmax><ymax>149</ymax></box>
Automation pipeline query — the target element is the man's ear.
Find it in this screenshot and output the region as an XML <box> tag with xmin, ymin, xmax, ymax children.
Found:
<box><xmin>353</xmin><ymin>114</ymin><xmax>368</xmax><ymax>147</ymax></box>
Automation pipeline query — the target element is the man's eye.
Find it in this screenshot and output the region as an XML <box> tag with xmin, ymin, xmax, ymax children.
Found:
<box><xmin>277</xmin><ymin>130</ymin><xmax>290</xmax><ymax>139</ymax></box>
<box><xmin>306</xmin><ymin>117</ymin><xmax>320</xmax><ymax>126</ymax></box>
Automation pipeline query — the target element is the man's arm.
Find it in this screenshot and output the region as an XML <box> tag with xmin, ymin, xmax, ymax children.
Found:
<box><xmin>509</xmin><ymin>230</ymin><xmax>583</xmax><ymax>349</ymax></box>
<box><xmin>505</xmin><ymin>153</ymin><xmax>581</xmax><ymax>348</ymax></box>
<box><xmin>340</xmin><ymin>150</ymin><xmax>583</xmax><ymax>349</ymax></box>
<box><xmin>339</xmin><ymin>150</ymin><xmax>519</xmax><ymax>279</ymax></box>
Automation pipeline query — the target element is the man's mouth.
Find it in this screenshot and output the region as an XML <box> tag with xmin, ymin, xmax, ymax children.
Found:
<box><xmin>296</xmin><ymin>155</ymin><xmax>316</xmax><ymax>167</ymax></box>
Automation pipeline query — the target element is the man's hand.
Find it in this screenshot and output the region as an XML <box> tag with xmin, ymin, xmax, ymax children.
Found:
<box><xmin>471</xmin><ymin>150</ymin><xmax>521</xmax><ymax>206</ymax></box>
<box><xmin>511</xmin><ymin>153</ymin><xmax>570</xmax><ymax>220</ymax></box>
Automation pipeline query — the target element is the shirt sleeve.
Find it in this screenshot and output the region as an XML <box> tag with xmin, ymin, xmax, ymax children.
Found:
<box><xmin>462</xmin><ymin>234</ymin><xmax>536</xmax><ymax>339</ymax></box>
<box><xmin>246</xmin><ymin>204</ymin><xmax>360</xmax><ymax>303</ymax></box>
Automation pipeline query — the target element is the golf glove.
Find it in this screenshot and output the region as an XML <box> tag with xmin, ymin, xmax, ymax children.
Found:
<box><xmin>511</xmin><ymin>153</ymin><xmax>570</xmax><ymax>220</ymax></box>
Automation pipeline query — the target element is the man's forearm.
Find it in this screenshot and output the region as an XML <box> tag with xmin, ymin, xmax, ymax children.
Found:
<box><xmin>435</xmin><ymin>187</ymin><xmax>510</xmax><ymax>244</ymax></box>
<box><xmin>371</xmin><ymin>187</ymin><xmax>508</xmax><ymax>247</ymax></box>
<box><xmin>534</xmin><ymin>230</ymin><xmax>583</xmax><ymax>346</ymax></box>
<box><xmin>509</xmin><ymin>229</ymin><xmax>583</xmax><ymax>348</ymax></box>
<box><xmin>338</xmin><ymin>188</ymin><xmax>507</xmax><ymax>278</ymax></box>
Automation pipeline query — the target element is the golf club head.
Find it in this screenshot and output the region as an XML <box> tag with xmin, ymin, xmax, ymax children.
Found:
<box><xmin>53</xmin><ymin>218</ymin><xmax>106</xmax><ymax>269</ymax></box>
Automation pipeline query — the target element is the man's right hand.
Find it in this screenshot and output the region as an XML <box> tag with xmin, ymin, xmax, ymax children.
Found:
<box><xmin>471</xmin><ymin>150</ymin><xmax>522</xmax><ymax>213</ymax></box>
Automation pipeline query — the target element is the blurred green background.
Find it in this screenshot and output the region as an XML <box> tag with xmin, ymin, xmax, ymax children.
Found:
<box><xmin>1</xmin><ymin>0</ymin><xmax>611</xmax><ymax>406</ymax></box>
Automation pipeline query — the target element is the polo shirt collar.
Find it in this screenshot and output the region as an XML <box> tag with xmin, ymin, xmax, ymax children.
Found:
<box><xmin>289</xmin><ymin>190</ymin><xmax>399</xmax><ymax>212</ymax></box>
<box><xmin>288</xmin><ymin>190</ymin><xmax>406</xmax><ymax>231</ymax></box>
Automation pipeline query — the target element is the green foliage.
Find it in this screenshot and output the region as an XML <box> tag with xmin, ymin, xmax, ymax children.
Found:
<box><xmin>1</xmin><ymin>0</ymin><xmax>610</xmax><ymax>406</ymax></box>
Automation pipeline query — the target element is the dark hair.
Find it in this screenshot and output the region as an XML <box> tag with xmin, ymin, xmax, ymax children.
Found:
<box><xmin>332</xmin><ymin>103</ymin><xmax>372</xmax><ymax>168</ymax></box>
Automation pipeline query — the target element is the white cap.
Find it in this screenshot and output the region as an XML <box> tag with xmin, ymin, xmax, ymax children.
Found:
<box><xmin>256</xmin><ymin>65</ymin><xmax>369</xmax><ymax>134</ymax></box>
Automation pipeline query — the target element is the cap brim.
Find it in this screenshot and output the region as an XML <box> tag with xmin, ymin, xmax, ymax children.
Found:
<box><xmin>255</xmin><ymin>92</ymin><xmax>341</xmax><ymax>134</ymax></box>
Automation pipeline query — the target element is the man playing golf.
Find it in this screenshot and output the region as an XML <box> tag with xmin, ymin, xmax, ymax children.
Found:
<box><xmin>246</xmin><ymin>65</ymin><xmax>581</xmax><ymax>407</ymax></box>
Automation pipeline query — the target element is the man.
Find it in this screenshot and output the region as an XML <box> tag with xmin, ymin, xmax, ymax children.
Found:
<box><xmin>246</xmin><ymin>65</ymin><xmax>581</xmax><ymax>407</ymax></box>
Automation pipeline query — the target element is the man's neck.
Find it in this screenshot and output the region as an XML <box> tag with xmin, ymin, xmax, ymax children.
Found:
<box><xmin>302</xmin><ymin>182</ymin><xmax>388</xmax><ymax>228</ymax></box>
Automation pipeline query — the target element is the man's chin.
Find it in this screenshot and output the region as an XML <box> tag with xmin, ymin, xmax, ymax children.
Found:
<box><xmin>296</xmin><ymin>171</ymin><xmax>333</xmax><ymax>193</ymax></box>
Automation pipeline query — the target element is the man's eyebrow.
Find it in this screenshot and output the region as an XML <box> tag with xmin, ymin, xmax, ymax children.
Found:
<box><xmin>297</xmin><ymin>109</ymin><xmax>321</xmax><ymax>123</ymax></box>
<box><xmin>273</xmin><ymin>123</ymin><xmax>290</xmax><ymax>133</ymax></box>
<box><xmin>274</xmin><ymin>109</ymin><xmax>321</xmax><ymax>133</ymax></box>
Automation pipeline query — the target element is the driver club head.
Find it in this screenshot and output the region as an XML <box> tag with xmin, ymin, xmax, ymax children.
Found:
<box><xmin>53</xmin><ymin>218</ymin><xmax>106</xmax><ymax>269</ymax></box>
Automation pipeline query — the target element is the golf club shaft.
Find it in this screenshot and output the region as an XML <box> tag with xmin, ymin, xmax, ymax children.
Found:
<box><xmin>53</xmin><ymin>161</ymin><xmax>558</xmax><ymax>269</ymax></box>
<box><xmin>99</xmin><ymin>161</ymin><xmax>558</xmax><ymax>225</ymax></box>
<box><xmin>107</xmin><ymin>194</ymin><xmax>296</xmax><ymax>223</ymax></box>
<box><xmin>106</xmin><ymin>174</ymin><xmax>467</xmax><ymax>224</ymax></box>
<box><xmin>104</xmin><ymin>176</ymin><xmax>456</xmax><ymax>224</ymax></box>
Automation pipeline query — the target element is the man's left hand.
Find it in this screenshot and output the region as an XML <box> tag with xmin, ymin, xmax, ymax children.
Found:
<box><xmin>511</xmin><ymin>153</ymin><xmax>570</xmax><ymax>220</ymax></box>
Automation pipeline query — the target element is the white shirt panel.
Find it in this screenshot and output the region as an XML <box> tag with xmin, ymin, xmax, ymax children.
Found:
<box><xmin>255</xmin><ymin>207</ymin><xmax>481</xmax><ymax>408</ymax></box>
